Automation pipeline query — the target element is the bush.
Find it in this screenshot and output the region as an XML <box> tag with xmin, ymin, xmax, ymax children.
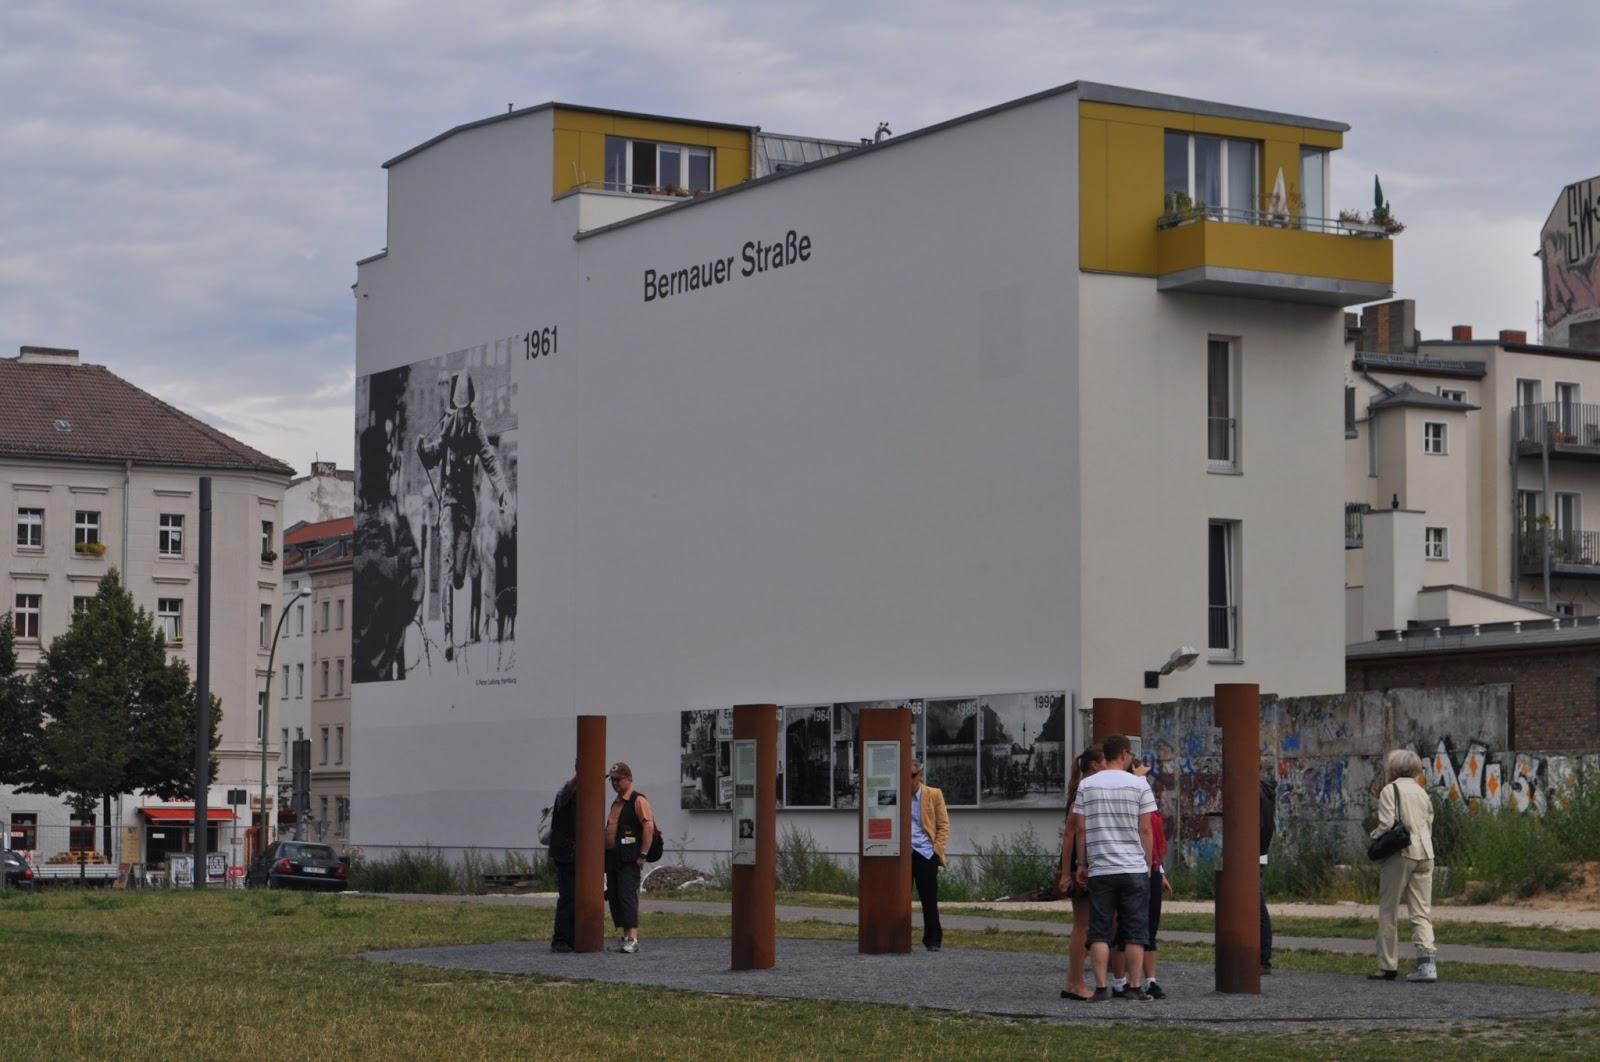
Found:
<box><xmin>1166</xmin><ymin>860</ymin><xmax>1217</xmax><ymax>900</ymax></box>
<box><xmin>964</xmin><ymin>824</ymin><xmax>1057</xmax><ymax>900</ymax></box>
<box><xmin>1460</xmin><ymin>807</ymin><xmax>1569</xmax><ymax>900</ymax></box>
<box><xmin>460</xmin><ymin>849</ymin><xmax>557</xmax><ymax>893</ymax></box>
<box><xmin>1546</xmin><ymin>778</ymin><xmax>1600</xmax><ymax>863</ymax></box>
<box><xmin>774</xmin><ymin>826</ymin><xmax>857</xmax><ymax>895</ymax></box>
<box><xmin>348</xmin><ymin>849</ymin><xmax>459</xmax><ymax>894</ymax></box>
<box><xmin>1263</xmin><ymin>829</ymin><xmax>1340</xmax><ymax>900</ymax></box>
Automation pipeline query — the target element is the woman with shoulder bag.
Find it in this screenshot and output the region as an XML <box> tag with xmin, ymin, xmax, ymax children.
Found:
<box><xmin>1369</xmin><ymin>748</ymin><xmax>1437</xmax><ymax>982</ymax></box>
<box><xmin>1055</xmin><ymin>746</ymin><xmax>1105</xmax><ymax>1001</ymax></box>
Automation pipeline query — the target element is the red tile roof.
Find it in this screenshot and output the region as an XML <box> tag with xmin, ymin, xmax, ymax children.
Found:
<box><xmin>284</xmin><ymin>516</ymin><xmax>354</xmax><ymax>545</ymax></box>
<box><xmin>0</xmin><ymin>356</ymin><xmax>294</xmax><ymax>476</ymax></box>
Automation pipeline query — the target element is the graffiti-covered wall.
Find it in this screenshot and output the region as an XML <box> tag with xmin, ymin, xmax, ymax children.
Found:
<box><xmin>1137</xmin><ymin>686</ymin><xmax>1596</xmax><ymax>866</ymax></box>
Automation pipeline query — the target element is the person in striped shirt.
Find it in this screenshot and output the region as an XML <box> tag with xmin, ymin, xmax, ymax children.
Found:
<box><xmin>1071</xmin><ymin>734</ymin><xmax>1157</xmax><ymax>1002</ymax></box>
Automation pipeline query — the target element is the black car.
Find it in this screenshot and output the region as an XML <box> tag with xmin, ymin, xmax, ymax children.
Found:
<box><xmin>2</xmin><ymin>849</ymin><xmax>35</xmax><ymax>890</ymax></box>
<box><xmin>245</xmin><ymin>841</ymin><xmax>347</xmax><ymax>891</ymax></box>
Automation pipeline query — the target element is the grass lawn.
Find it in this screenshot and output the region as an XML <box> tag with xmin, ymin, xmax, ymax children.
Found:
<box><xmin>2</xmin><ymin>889</ymin><xmax>1597</xmax><ymax>1060</ymax></box>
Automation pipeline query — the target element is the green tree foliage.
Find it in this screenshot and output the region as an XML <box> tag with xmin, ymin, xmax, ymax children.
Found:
<box><xmin>0</xmin><ymin>612</ymin><xmax>36</xmax><ymax>784</ymax></box>
<box><xmin>23</xmin><ymin>570</ymin><xmax>219</xmax><ymax>818</ymax></box>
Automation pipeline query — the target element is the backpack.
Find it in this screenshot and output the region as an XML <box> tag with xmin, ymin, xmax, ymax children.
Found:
<box><xmin>623</xmin><ymin>793</ymin><xmax>666</xmax><ymax>863</ymax></box>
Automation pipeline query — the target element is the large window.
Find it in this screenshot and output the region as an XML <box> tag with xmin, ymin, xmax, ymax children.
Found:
<box><xmin>281</xmin><ymin>663</ymin><xmax>289</xmax><ymax>700</ymax></box>
<box><xmin>1208</xmin><ymin>521</ymin><xmax>1238</xmax><ymax>659</ymax></box>
<box><xmin>158</xmin><ymin>598</ymin><xmax>183</xmax><ymax>643</ymax></box>
<box><xmin>336</xmin><ymin>659</ymin><xmax>345</xmax><ymax>696</ymax></box>
<box><xmin>1557</xmin><ymin>382</ymin><xmax>1581</xmax><ymax>436</ymax></box>
<box><xmin>1165</xmin><ymin>131</ymin><xmax>1257</xmax><ymax>218</ymax></box>
<box><xmin>158</xmin><ymin>513</ymin><xmax>184</xmax><ymax>558</ymax></box>
<box><xmin>320</xmin><ymin>660</ymin><xmax>329</xmax><ymax>697</ymax></box>
<box><xmin>320</xmin><ymin>726</ymin><xmax>330</xmax><ymax>765</ymax></box>
<box><xmin>296</xmin><ymin>662</ymin><xmax>304</xmax><ymax>699</ymax></box>
<box><xmin>1556</xmin><ymin>492</ymin><xmax>1581</xmax><ymax>535</ymax></box>
<box><xmin>74</xmin><ymin>510</ymin><xmax>101</xmax><ymax>547</ymax></box>
<box><xmin>336</xmin><ymin>725</ymin><xmax>344</xmax><ymax>765</ymax></box>
<box><xmin>14</xmin><ymin>594</ymin><xmax>41</xmax><ymax>640</ymax></box>
<box><xmin>259</xmin><ymin>604</ymin><xmax>271</xmax><ymax>648</ymax></box>
<box><xmin>1207</xmin><ymin>338</ymin><xmax>1237</xmax><ymax>470</ymax></box>
<box><xmin>336</xmin><ymin>598</ymin><xmax>345</xmax><ymax>630</ymax></box>
<box><xmin>15</xmin><ymin>507</ymin><xmax>43</xmax><ymax>549</ymax></box>
<box><xmin>1300</xmin><ymin>147</ymin><xmax>1328</xmax><ymax>222</ymax></box>
<box><xmin>603</xmin><ymin>135</ymin><xmax>714</xmax><ymax>194</ymax></box>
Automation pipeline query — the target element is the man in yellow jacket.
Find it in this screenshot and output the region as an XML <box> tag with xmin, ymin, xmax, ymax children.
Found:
<box><xmin>910</xmin><ymin>760</ymin><xmax>951</xmax><ymax>951</ymax></box>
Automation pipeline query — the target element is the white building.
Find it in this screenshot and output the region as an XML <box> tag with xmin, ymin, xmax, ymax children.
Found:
<box><xmin>352</xmin><ymin>83</ymin><xmax>1393</xmax><ymax>857</ymax></box>
<box><xmin>1</xmin><ymin>345</ymin><xmax>293</xmax><ymax>871</ymax></box>
<box><xmin>284</xmin><ymin>461</ymin><xmax>354</xmax><ymax>529</ymax></box>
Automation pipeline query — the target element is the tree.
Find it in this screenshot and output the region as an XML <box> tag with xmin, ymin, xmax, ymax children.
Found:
<box><xmin>23</xmin><ymin>570</ymin><xmax>220</xmax><ymax>857</ymax></box>
<box><xmin>0</xmin><ymin>613</ymin><xmax>36</xmax><ymax>786</ymax></box>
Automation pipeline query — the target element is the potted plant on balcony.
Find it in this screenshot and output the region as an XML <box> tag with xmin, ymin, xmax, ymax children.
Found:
<box><xmin>261</xmin><ymin>549</ymin><xmax>279</xmax><ymax>564</ymax></box>
<box><xmin>1369</xmin><ymin>175</ymin><xmax>1405</xmax><ymax>234</ymax></box>
<box><xmin>1338</xmin><ymin>208</ymin><xmax>1385</xmax><ymax>236</ymax></box>
<box><xmin>74</xmin><ymin>540</ymin><xmax>108</xmax><ymax>557</ymax></box>
<box><xmin>1159</xmin><ymin>191</ymin><xmax>1205</xmax><ymax>227</ymax></box>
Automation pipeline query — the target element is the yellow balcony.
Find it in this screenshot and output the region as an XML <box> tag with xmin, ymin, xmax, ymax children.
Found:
<box><xmin>1155</xmin><ymin>212</ymin><xmax>1393</xmax><ymax>306</ymax></box>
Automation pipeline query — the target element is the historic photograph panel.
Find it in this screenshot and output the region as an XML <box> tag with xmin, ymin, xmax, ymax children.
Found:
<box><xmin>978</xmin><ymin>691</ymin><xmax>1066</xmax><ymax>807</ymax></box>
<box><xmin>680</xmin><ymin>708</ymin><xmax>732</xmax><ymax>810</ymax></box>
<box><xmin>832</xmin><ymin>699</ymin><xmax>924</xmax><ymax>809</ymax></box>
<box><xmin>783</xmin><ymin>704</ymin><xmax>833</xmax><ymax>808</ymax></box>
<box><xmin>924</xmin><ymin>697</ymin><xmax>979</xmax><ymax>807</ymax></box>
<box><xmin>354</xmin><ymin>340</ymin><xmax>518</xmax><ymax>684</ymax></box>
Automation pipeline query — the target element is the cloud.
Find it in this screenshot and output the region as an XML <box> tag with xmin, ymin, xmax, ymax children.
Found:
<box><xmin>2</xmin><ymin>0</ymin><xmax>1597</xmax><ymax>478</ymax></box>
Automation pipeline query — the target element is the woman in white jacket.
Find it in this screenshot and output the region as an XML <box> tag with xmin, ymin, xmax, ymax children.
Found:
<box><xmin>1369</xmin><ymin>749</ymin><xmax>1438</xmax><ymax>982</ymax></box>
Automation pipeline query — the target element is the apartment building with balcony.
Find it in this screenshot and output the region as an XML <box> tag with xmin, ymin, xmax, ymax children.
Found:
<box><xmin>353</xmin><ymin>82</ymin><xmax>1391</xmax><ymax>856</ymax></box>
<box><xmin>1</xmin><ymin>345</ymin><xmax>293</xmax><ymax>868</ymax></box>
<box><xmin>1344</xmin><ymin>299</ymin><xmax>1600</xmax><ymax>640</ymax></box>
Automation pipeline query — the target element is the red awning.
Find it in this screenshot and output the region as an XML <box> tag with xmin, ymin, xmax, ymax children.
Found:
<box><xmin>138</xmin><ymin>806</ymin><xmax>236</xmax><ymax>824</ymax></box>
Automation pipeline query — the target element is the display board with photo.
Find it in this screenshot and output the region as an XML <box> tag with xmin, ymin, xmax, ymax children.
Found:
<box><xmin>678</xmin><ymin>691</ymin><xmax>1063</xmax><ymax>811</ymax></box>
<box><xmin>354</xmin><ymin>340</ymin><xmax>518</xmax><ymax>684</ymax></box>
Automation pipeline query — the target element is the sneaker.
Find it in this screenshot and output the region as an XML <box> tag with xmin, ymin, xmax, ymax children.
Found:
<box><xmin>621</xmin><ymin>938</ymin><xmax>640</xmax><ymax>954</ymax></box>
<box><xmin>1145</xmin><ymin>980</ymin><xmax>1166</xmax><ymax>999</ymax></box>
<box><xmin>1405</xmin><ymin>958</ymin><xmax>1437</xmax><ymax>983</ymax></box>
<box><xmin>1112</xmin><ymin>985</ymin><xmax>1127</xmax><ymax>999</ymax></box>
<box><xmin>1126</xmin><ymin>986</ymin><xmax>1153</xmax><ymax>1001</ymax></box>
<box><xmin>1261</xmin><ymin>963</ymin><xmax>1273</xmax><ymax>976</ymax></box>
<box><xmin>1090</xmin><ymin>986</ymin><xmax>1112</xmax><ymax>1002</ymax></box>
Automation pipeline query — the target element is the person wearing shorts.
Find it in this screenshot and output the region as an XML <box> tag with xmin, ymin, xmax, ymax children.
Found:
<box><xmin>1072</xmin><ymin>734</ymin><xmax>1157</xmax><ymax>1002</ymax></box>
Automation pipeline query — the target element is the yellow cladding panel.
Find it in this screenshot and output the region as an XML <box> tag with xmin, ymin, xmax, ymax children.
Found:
<box><xmin>1156</xmin><ymin>220</ymin><xmax>1394</xmax><ymax>285</ymax></box>
<box><xmin>552</xmin><ymin>106</ymin><xmax>751</xmax><ymax>195</ymax></box>
<box><xmin>1079</xmin><ymin>118</ymin><xmax>1108</xmax><ymax>267</ymax></box>
<box><xmin>1103</xmin><ymin>119</ymin><xmax>1163</xmax><ymax>274</ymax></box>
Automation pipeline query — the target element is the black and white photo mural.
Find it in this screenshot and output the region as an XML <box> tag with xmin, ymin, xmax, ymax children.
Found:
<box><xmin>354</xmin><ymin>341</ymin><xmax>518</xmax><ymax>684</ymax></box>
<box><xmin>680</xmin><ymin>693</ymin><xmax>1059</xmax><ymax>811</ymax></box>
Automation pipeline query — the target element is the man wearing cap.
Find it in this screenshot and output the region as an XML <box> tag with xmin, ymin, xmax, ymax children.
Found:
<box><xmin>604</xmin><ymin>762</ymin><xmax>654</xmax><ymax>953</ymax></box>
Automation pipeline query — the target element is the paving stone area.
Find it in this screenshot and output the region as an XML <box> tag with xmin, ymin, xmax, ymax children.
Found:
<box><xmin>366</xmin><ymin>937</ymin><xmax>1597</xmax><ymax>1030</ymax></box>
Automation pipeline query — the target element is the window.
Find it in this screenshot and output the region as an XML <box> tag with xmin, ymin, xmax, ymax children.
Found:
<box><xmin>261</xmin><ymin>520</ymin><xmax>275</xmax><ymax>560</ymax></box>
<box><xmin>1423</xmin><ymin>422</ymin><xmax>1447</xmax><ymax>455</ymax></box>
<box><xmin>336</xmin><ymin>725</ymin><xmax>344</xmax><ymax>764</ymax></box>
<box><xmin>320</xmin><ymin>796</ymin><xmax>329</xmax><ymax>824</ymax></box>
<box><xmin>320</xmin><ymin>727</ymin><xmax>330</xmax><ymax>765</ymax></box>
<box><xmin>1425</xmin><ymin>526</ymin><xmax>1449</xmax><ymax>560</ymax></box>
<box><xmin>73</xmin><ymin>595</ymin><xmax>94</xmax><ymax>618</ymax></box>
<box><xmin>10</xmin><ymin>812</ymin><xmax>37</xmax><ymax>850</ymax></box>
<box><xmin>296</xmin><ymin>604</ymin><xmax>305</xmax><ymax>636</ymax></box>
<box><xmin>296</xmin><ymin>726</ymin><xmax>304</xmax><ymax>741</ymax></box>
<box><xmin>1208</xmin><ymin>521</ymin><xmax>1238</xmax><ymax>659</ymax></box>
<box><xmin>1300</xmin><ymin>147</ymin><xmax>1328</xmax><ymax>222</ymax></box>
<box><xmin>1207</xmin><ymin>338</ymin><xmax>1237</xmax><ymax>469</ymax></box>
<box><xmin>16</xmin><ymin>507</ymin><xmax>43</xmax><ymax>549</ymax></box>
<box><xmin>69</xmin><ymin>814</ymin><xmax>96</xmax><ymax>853</ymax></box>
<box><xmin>158</xmin><ymin>513</ymin><xmax>184</xmax><ymax>558</ymax></box>
<box><xmin>1344</xmin><ymin>386</ymin><xmax>1357</xmax><ymax>437</ymax></box>
<box><xmin>336</xmin><ymin>796</ymin><xmax>349</xmax><ymax>834</ymax></box>
<box><xmin>259</xmin><ymin>604</ymin><xmax>271</xmax><ymax>648</ymax></box>
<box><xmin>336</xmin><ymin>659</ymin><xmax>345</xmax><ymax>696</ymax></box>
<box><xmin>257</xmin><ymin>690</ymin><xmax>265</xmax><ymax>739</ymax></box>
<box><xmin>1516</xmin><ymin>378</ymin><xmax>1543</xmax><ymax>440</ymax></box>
<box><xmin>14</xmin><ymin>594</ymin><xmax>40</xmax><ymax>640</ymax></box>
<box><xmin>1165</xmin><ymin>131</ymin><xmax>1257</xmax><ymax>218</ymax></box>
<box><xmin>281</xmin><ymin>663</ymin><xmax>289</xmax><ymax>700</ymax></box>
<box><xmin>157</xmin><ymin>598</ymin><xmax>183</xmax><ymax>643</ymax></box>
<box><xmin>603</xmin><ymin>135</ymin><xmax>714</xmax><ymax>194</ymax></box>
<box><xmin>1556</xmin><ymin>602</ymin><xmax>1583</xmax><ymax>617</ymax></box>
<box><xmin>1557</xmin><ymin>382</ymin><xmax>1581</xmax><ymax>436</ymax></box>
<box><xmin>281</xmin><ymin>727</ymin><xmax>288</xmax><ymax>752</ymax></box>
<box><xmin>320</xmin><ymin>660</ymin><xmax>330</xmax><ymax>697</ymax></box>
<box><xmin>336</xmin><ymin>599</ymin><xmax>345</xmax><ymax>630</ymax></box>
<box><xmin>296</xmin><ymin>663</ymin><xmax>304</xmax><ymax>699</ymax></box>
<box><xmin>321</xmin><ymin>600</ymin><xmax>330</xmax><ymax>632</ymax></box>
<box><xmin>1437</xmin><ymin>387</ymin><xmax>1466</xmax><ymax>404</ymax></box>
<box><xmin>74</xmin><ymin>510</ymin><xmax>101</xmax><ymax>547</ymax></box>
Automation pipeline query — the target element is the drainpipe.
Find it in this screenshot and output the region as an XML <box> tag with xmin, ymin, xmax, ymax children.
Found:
<box><xmin>120</xmin><ymin>459</ymin><xmax>131</xmax><ymax>574</ymax></box>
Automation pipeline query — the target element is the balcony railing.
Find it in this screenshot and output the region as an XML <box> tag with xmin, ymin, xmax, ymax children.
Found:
<box><xmin>1157</xmin><ymin>205</ymin><xmax>1393</xmax><ymax>237</ymax></box>
<box><xmin>1345</xmin><ymin>503</ymin><xmax>1369</xmax><ymax>549</ymax></box>
<box><xmin>1208</xmin><ymin>604</ymin><xmax>1238</xmax><ymax>657</ymax></box>
<box><xmin>1207</xmin><ymin>416</ymin><xmax>1236</xmax><ymax>467</ymax></box>
<box><xmin>1512</xmin><ymin>401</ymin><xmax>1600</xmax><ymax>453</ymax></box>
<box><xmin>1518</xmin><ymin>528</ymin><xmax>1600</xmax><ymax>573</ymax></box>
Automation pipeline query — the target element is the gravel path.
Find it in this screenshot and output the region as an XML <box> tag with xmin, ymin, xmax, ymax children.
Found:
<box><xmin>366</xmin><ymin>937</ymin><xmax>1596</xmax><ymax>1031</ymax></box>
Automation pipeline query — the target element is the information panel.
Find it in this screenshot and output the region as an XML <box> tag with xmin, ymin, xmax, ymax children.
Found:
<box><xmin>732</xmin><ymin>738</ymin><xmax>758</xmax><ymax>866</ymax></box>
<box><xmin>861</xmin><ymin>740</ymin><xmax>901</xmax><ymax>857</ymax></box>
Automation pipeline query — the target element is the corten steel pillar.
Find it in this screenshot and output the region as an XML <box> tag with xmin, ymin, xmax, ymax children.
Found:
<box><xmin>574</xmin><ymin>715</ymin><xmax>607</xmax><ymax>954</ymax></box>
<box><xmin>857</xmin><ymin>707</ymin><xmax>912</xmax><ymax>954</ymax></box>
<box><xmin>1214</xmin><ymin>683</ymin><xmax>1262</xmax><ymax>994</ymax></box>
<box><xmin>731</xmin><ymin>704</ymin><xmax>778</xmax><ymax>971</ymax></box>
<box><xmin>1091</xmin><ymin>697</ymin><xmax>1142</xmax><ymax>746</ymax></box>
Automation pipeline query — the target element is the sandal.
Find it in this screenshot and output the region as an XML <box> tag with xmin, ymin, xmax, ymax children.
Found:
<box><xmin>1060</xmin><ymin>989</ymin><xmax>1094</xmax><ymax>1001</ymax></box>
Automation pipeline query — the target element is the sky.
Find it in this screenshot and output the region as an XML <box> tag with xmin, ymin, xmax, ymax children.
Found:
<box><xmin>3</xmin><ymin>1</ymin><xmax>1596</xmax><ymax>475</ymax></box>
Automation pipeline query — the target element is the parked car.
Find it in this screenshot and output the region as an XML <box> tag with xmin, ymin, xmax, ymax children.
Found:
<box><xmin>2</xmin><ymin>849</ymin><xmax>36</xmax><ymax>890</ymax></box>
<box><xmin>245</xmin><ymin>841</ymin><xmax>347</xmax><ymax>891</ymax></box>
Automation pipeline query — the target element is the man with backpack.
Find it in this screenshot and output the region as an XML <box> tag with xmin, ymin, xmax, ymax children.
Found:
<box><xmin>604</xmin><ymin>761</ymin><xmax>655</xmax><ymax>953</ymax></box>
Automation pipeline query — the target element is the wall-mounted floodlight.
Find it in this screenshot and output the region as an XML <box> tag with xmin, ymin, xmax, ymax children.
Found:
<box><xmin>1145</xmin><ymin>645</ymin><xmax>1200</xmax><ymax>689</ymax></box>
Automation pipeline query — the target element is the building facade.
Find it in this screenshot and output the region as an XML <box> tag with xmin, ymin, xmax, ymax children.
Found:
<box><xmin>1</xmin><ymin>345</ymin><xmax>293</xmax><ymax>869</ymax></box>
<box><xmin>352</xmin><ymin>84</ymin><xmax>1392</xmax><ymax>857</ymax></box>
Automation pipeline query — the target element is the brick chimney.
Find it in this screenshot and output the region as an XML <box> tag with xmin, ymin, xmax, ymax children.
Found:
<box><xmin>18</xmin><ymin>345</ymin><xmax>81</xmax><ymax>365</ymax></box>
<box><xmin>1450</xmin><ymin>325</ymin><xmax>1472</xmax><ymax>341</ymax></box>
<box><xmin>1360</xmin><ymin>299</ymin><xmax>1417</xmax><ymax>354</ymax></box>
<box><xmin>1499</xmin><ymin>329</ymin><xmax>1527</xmax><ymax>345</ymax></box>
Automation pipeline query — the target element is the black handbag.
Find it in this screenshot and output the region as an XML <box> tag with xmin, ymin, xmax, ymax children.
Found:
<box><xmin>1366</xmin><ymin>781</ymin><xmax>1412</xmax><ymax>862</ymax></box>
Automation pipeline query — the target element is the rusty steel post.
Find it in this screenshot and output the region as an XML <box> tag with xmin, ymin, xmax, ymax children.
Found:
<box><xmin>1214</xmin><ymin>683</ymin><xmax>1262</xmax><ymax>994</ymax></box>
<box><xmin>574</xmin><ymin>715</ymin><xmax>607</xmax><ymax>953</ymax></box>
<box><xmin>1091</xmin><ymin>697</ymin><xmax>1142</xmax><ymax>746</ymax></box>
<box><xmin>857</xmin><ymin>707</ymin><xmax>912</xmax><ymax>954</ymax></box>
<box><xmin>731</xmin><ymin>704</ymin><xmax>778</xmax><ymax>970</ymax></box>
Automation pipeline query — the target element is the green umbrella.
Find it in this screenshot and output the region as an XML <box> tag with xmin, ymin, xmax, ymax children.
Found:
<box><xmin>1373</xmin><ymin>175</ymin><xmax>1387</xmax><ymax>215</ymax></box>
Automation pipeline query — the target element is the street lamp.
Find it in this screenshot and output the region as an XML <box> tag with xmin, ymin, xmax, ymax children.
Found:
<box><xmin>259</xmin><ymin>587</ymin><xmax>311</xmax><ymax>856</ymax></box>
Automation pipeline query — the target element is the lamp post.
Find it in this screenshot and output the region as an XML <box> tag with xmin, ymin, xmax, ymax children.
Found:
<box><xmin>259</xmin><ymin>587</ymin><xmax>311</xmax><ymax>857</ymax></box>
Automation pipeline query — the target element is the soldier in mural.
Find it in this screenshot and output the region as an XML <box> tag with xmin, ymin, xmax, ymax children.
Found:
<box><xmin>354</xmin><ymin>366</ymin><xmax>422</xmax><ymax>682</ymax></box>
